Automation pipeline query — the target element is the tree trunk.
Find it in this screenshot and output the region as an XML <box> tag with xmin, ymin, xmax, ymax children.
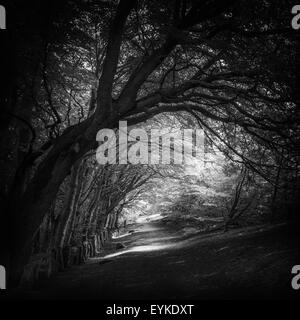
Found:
<box><xmin>8</xmin><ymin>0</ymin><xmax>137</xmax><ymax>286</ymax></box>
<box><xmin>9</xmin><ymin>117</ymin><xmax>99</xmax><ymax>285</ymax></box>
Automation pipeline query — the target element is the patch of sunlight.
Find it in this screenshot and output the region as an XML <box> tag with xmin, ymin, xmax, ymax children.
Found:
<box><xmin>132</xmin><ymin>235</ymin><xmax>180</xmax><ymax>246</ymax></box>
<box><xmin>167</xmin><ymin>260</ymin><xmax>186</xmax><ymax>265</ymax></box>
<box><xmin>143</xmin><ymin>235</ymin><xmax>179</xmax><ymax>242</ymax></box>
<box><xmin>100</xmin><ymin>242</ymin><xmax>176</xmax><ymax>260</ymax></box>
<box><xmin>135</xmin><ymin>225</ymin><xmax>165</xmax><ymax>233</ymax></box>
<box><xmin>216</xmin><ymin>246</ymin><xmax>229</xmax><ymax>252</ymax></box>
<box><xmin>112</xmin><ymin>233</ymin><xmax>133</xmax><ymax>239</ymax></box>
<box><xmin>136</xmin><ymin>213</ymin><xmax>163</xmax><ymax>223</ymax></box>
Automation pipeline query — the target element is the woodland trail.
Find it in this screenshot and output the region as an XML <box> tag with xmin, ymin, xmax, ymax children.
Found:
<box><xmin>13</xmin><ymin>219</ymin><xmax>300</xmax><ymax>299</ymax></box>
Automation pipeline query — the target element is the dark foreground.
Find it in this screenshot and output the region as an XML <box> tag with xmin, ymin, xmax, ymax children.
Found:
<box><xmin>7</xmin><ymin>220</ymin><xmax>300</xmax><ymax>299</ymax></box>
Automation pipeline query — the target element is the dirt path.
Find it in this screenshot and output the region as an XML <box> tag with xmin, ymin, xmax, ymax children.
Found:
<box><xmin>14</xmin><ymin>220</ymin><xmax>300</xmax><ymax>299</ymax></box>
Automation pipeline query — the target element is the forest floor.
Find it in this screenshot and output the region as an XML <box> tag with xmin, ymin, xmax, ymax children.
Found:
<box><xmin>10</xmin><ymin>217</ymin><xmax>300</xmax><ymax>299</ymax></box>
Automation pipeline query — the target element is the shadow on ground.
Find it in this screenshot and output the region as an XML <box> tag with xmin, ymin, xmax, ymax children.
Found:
<box><xmin>8</xmin><ymin>220</ymin><xmax>300</xmax><ymax>300</ymax></box>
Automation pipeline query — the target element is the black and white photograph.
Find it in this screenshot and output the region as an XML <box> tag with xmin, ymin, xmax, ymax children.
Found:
<box><xmin>0</xmin><ymin>0</ymin><xmax>300</xmax><ymax>307</ymax></box>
